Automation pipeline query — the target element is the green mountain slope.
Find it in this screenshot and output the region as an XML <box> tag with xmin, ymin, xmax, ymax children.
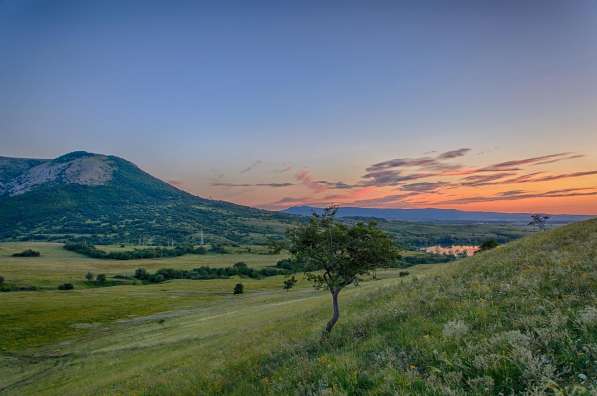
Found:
<box><xmin>208</xmin><ymin>219</ymin><xmax>597</xmax><ymax>394</ymax></box>
<box><xmin>0</xmin><ymin>151</ymin><xmax>295</xmax><ymax>244</ymax></box>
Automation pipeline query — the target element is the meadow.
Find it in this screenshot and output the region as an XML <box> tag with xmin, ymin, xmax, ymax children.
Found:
<box><xmin>1</xmin><ymin>220</ymin><xmax>595</xmax><ymax>395</ymax></box>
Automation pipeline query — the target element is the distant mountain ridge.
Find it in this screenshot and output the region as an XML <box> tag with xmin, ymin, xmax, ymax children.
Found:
<box><xmin>0</xmin><ymin>151</ymin><xmax>295</xmax><ymax>244</ymax></box>
<box><xmin>282</xmin><ymin>205</ymin><xmax>592</xmax><ymax>224</ymax></box>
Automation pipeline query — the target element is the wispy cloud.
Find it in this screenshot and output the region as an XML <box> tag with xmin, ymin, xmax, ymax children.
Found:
<box><xmin>295</xmin><ymin>170</ymin><xmax>327</xmax><ymax>193</ymax></box>
<box><xmin>434</xmin><ymin>187</ymin><xmax>597</xmax><ymax>205</ymax></box>
<box><xmin>212</xmin><ymin>182</ymin><xmax>294</xmax><ymax>188</ymax></box>
<box><xmin>437</xmin><ymin>148</ymin><xmax>471</xmax><ymax>159</ymax></box>
<box><xmin>240</xmin><ymin>160</ymin><xmax>263</xmax><ymax>174</ymax></box>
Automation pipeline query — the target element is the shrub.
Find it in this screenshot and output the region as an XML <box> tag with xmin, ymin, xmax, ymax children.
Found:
<box><xmin>477</xmin><ymin>239</ymin><xmax>498</xmax><ymax>253</ymax></box>
<box><xmin>96</xmin><ymin>274</ymin><xmax>107</xmax><ymax>283</ymax></box>
<box><xmin>12</xmin><ymin>249</ymin><xmax>41</xmax><ymax>257</ymax></box>
<box><xmin>283</xmin><ymin>276</ymin><xmax>297</xmax><ymax>291</ymax></box>
<box><xmin>134</xmin><ymin>268</ymin><xmax>148</xmax><ymax>279</ymax></box>
<box><xmin>399</xmin><ymin>271</ymin><xmax>410</xmax><ymax>277</ymax></box>
<box><xmin>85</xmin><ymin>272</ymin><xmax>94</xmax><ymax>281</ymax></box>
<box><xmin>58</xmin><ymin>283</ymin><xmax>74</xmax><ymax>290</ymax></box>
<box><xmin>0</xmin><ymin>275</ymin><xmax>4</xmax><ymax>285</ymax></box>
<box><xmin>233</xmin><ymin>283</ymin><xmax>244</xmax><ymax>295</ymax></box>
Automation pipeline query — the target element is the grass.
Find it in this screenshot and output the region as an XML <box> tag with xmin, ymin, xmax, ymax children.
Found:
<box><xmin>0</xmin><ymin>242</ymin><xmax>287</xmax><ymax>288</ymax></box>
<box><xmin>1</xmin><ymin>220</ymin><xmax>595</xmax><ymax>395</ymax></box>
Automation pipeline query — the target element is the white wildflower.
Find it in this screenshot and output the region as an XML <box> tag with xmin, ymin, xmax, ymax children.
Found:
<box><xmin>442</xmin><ymin>320</ymin><xmax>469</xmax><ymax>339</ymax></box>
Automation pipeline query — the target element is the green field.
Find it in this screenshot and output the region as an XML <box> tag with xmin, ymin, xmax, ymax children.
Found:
<box><xmin>0</xmin><ymin>243</ymin><xmax>433</xmax><ymax>395</ymax></box>
<box><xmin>1</xmin><ymin>220</ymin><xmax>595</xmax><ymax>395</ymax></box>
<box><xmin>0</xmin><ymin>243</ymin><xmax>287</xmax><ymax>289</ymax></box>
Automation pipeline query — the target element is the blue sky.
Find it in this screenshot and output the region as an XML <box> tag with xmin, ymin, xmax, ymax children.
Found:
<box><xmin>2</xmin><ymin>1</ymin><xmax>597</xmax><ymax>213</ymax></box>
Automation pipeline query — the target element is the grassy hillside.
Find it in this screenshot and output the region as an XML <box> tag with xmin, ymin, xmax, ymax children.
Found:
<box><xmin>0</xmin><ymin>220</ymin><xmax>595</xmax><ymax>395</ymax></box>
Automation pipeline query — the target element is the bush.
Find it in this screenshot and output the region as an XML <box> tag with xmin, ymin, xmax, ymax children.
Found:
<box><xmin>58</xmin><ymin>283</ymin><xmax>74</xmax><ymax>290</ymax></box>
<box><xmin>12</xmin><ymin>249</ymin><xmax>41</xmax><ymax>257</ymax></box>
<box><xmin>0</xmin><ymin>275</ymin><xmax>4</xmax><ymax>285</ymax></box>
<box><xmin>283</xmin><ymin>276</ymin><xmax>298</xmax><ymax>291</ymax></box>
<box><xmin>134</xmin><ymin>268</ymin><xmax>148</xmax><ymax>280</ymax></box>
<box><xmin>233</xmin><ymin>283</ymin><xmax>244</xmax><ymax>295</ymax></box>
<box><xmin>399</xmin><ymin>271</ymin><xmax>410</xmax><ymax>277</ymax></box>
<box><xmin>85</xmin><ymin>272</ymin><xmax>94</xmax><ymax>281</ymax></box>
<box><xmin>477</xmin><ymin>239</ymin><xmax>499</xmax><ymax>253</ymax></box>
<box><xmin>96</xmin><ymin>274</ymin><xmax>107</xmax><ymax>283</ymax></box>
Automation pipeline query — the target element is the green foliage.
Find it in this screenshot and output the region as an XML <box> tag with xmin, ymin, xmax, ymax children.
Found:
<box><xmin>95</xmin><ymin>274</ymin><xmax>107</xmax><ymax>284</ymax></box>
<box><xmin>529</xmin><ymin>214</ymin><xmax>550</xmax><ymax>231</ymax></box>
<box><xmin>266</xmin><ymin>237</ymin><xmax>287</xmax><ymax>254</ymax></box>
<box><xmin>57</xmin><ymin>283</ymin><xmax>74</xmax><ymax>290</ymax></box>
<box><xmin>396</xmin><ymin>252</ymin><xmax>456</xmax><ymax>267</ymax></box>
<box><xmin>64</xmin><ymin>242</ymin><xmax>207</xmax><ymax>260</ymax></box>
<box><xmin>132</xmin><ymin>263</ymin><xmax>289</xmax><ymax>283</ymax></box>
<box><xmin>233</xmin><ymin>283</ymin><xmax>244</xmax><ymax>294</ymax></box>
<box><xmin>85</xmin><ymin>272</ymin><xmax>94</xmax><ymax>281</ymax></box>
<box><xmin>364</xmin><ymin>217</ymin><xmax>531</xmax><ymax>248</ymax></box>
<box><xmin>12</xmin><ymin>249</ymin><xmax>40</xmax><ymax>257</ymax></box>
<box><xmin>477</xmin><ymin>239</ymin><xmax>499</xmax><ymax>253</ymax></box>
<box><xmin>0</xmin><ymin>275</ymin><xmax>4</xmax><ymax>284</ymax></box>
<box><xmin>283</xmin><ymin>276</ymin><xmax>297</xmax><ymax>291</ymax></box>
<box><xmin>289</xmin><ymin>207</ymin><xmax>397</xmax><ymax>291</ymax></box>
<box><xmin>289</xmin><ymin>206</ymin><xmax>397</xmax><ymax>333</ymax></box>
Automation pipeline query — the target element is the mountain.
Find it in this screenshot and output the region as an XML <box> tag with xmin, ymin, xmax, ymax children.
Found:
<box><xmin>283</xmin><ymin>205</ymin><xmax>593</xmax><ymax>224</ymax></box>
<box><xmin>0</xmin><ymin>151</ymin><xmax>295</xmax><ymax>244</ymax></box>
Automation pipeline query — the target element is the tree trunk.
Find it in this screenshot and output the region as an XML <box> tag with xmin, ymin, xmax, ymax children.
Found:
<box><xmin>324</xmin><ymin>288</ymin><xmax>341</xmax><ymax>334</ymax></box>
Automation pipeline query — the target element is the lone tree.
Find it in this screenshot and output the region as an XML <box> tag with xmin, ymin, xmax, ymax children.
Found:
<box><xmin>283</xmin><ymin>275</ymin><xmax>298</xmax><ymax>291</ymax></box>
<box><xmin>529</xmin><ymin>214</ymin><xmax>550</xmax><ymax>231</ymax></box>
<box><xmin>288</xmin><ymin>206</ymin><xmax>397</xmax><ymax>335</ymax></box>
<box><xmin>233</xmin><ymin>283</ymin><xmax>244</xmax><ymax>295</ymax></box>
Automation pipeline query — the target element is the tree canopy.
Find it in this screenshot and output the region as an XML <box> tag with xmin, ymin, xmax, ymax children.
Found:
<box><xmin>288</xmin><ymin>206</ymin><xmax>397</xmax><ymax>334</ymax></box>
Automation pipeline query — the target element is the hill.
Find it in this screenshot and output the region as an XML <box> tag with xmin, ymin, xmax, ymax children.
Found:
<box><xmin>0</xmin><ymin>151</ymin><xmax>295</xmax><ymax>244</ymax></box>
<box><xmin>283</xmin><ymin>205</ymin><xmax>592</xmax><ymax>224</ymax></box>
<box><xmin>0</xmin><ymin>219</ymin><xmax>595</xmax><ymax>394</ymax></box>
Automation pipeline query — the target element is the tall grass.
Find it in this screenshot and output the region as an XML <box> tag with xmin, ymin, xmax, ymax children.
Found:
<box><xmin>199</xmin><ymin>220</ymin><xmax>597</xmax><ymax>395</ymax></box>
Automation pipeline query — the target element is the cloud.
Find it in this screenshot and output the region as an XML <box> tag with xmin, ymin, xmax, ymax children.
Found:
<box><xmin>434</xmin><ymin>187</ymin><xmax>597</xmax><ymax>205</ymax></box>
<box><xmin>460</xmin><ymin>172</ymin><xmax>517</xmax><ymax>186</ymax></box>
<box><xmin>366</xmin><ymin>157</ymin><xmax>437</xmax><ymax>172</ymax></box>
<box><xmin>240</xmin><ymin>160</ymin><xmax>263</xmax><ymax>174</ymax></box>
<box><xmin>349</xmin><ymin>192</ymin><xmax>420</xmax><ymax>207</ymax></box>
<box><xmin>461</xmin><ymin>170</ymin><xmax>597</xmax><ymax>186</ymax></box>
<box><xmin>479</xmin><ymin>153</ymin><xmax>572</xmax><ymax>172</ymax></box>
<box><xmin>533</xmin><ymin>154</ymin><xmax>584</xmax><ymax>166</ymax></box>
<box><xmin>295</xmin><ymin>170</ymin><xmax>327</xmax><ymax>193</ymax></box>
<box><xmin>316</xmin><ymin>180</ymin><xmax>356</xmax><ymax>189</ymax></box>
<box><xmin>361</xmin><ymin>170</ymin><xmax>437</xmax><ymax>187</ymax></box>
<box><xmin>437</xmin><ymin>148</ymin><xmax>471</xmax><ymax>159</ymax></box>
<box><xmin>274</xmin><ymin>165</ymin><xmax>292</xmax><ymax>173</ymax></box>
<box><xmin>212</xmin><ymin>182</ymin><xmax>294</xmax><ymax>188</ymax></box>
<box><xmin>520</xmin><ymin>170</ymin><xmax>597</xmax><ymax>183</ymax></box>
<box><xmin>400</xmin><ymin>182</ymin><xmax>450</xmax><ymax>192</ymax></box>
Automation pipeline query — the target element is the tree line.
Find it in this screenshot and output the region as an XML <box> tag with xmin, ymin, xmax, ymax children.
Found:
<box><xmin>132</xmin><ymin>262</ymin><xmax>289</xmax><ymax>283</ymax></box>
<box><xmin>63</xmin><ymin>242</ymin><xmax>210</xmax><ymax>260</ymax></box>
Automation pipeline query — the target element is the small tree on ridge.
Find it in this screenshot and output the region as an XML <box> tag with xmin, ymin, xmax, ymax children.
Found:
<box><xmin>288</xmin><ymin>205</ymin><xmax>397</xmax><ymax>335</ymax></box>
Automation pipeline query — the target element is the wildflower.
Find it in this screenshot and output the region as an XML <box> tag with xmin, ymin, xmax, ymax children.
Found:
<box><xmin>442</xmin><ymin>320</ymin><xmax>469</xmax><ymax>339</ymax></box>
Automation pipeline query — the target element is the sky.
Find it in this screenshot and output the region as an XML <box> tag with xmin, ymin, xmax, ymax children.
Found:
<box><xmin>1</xmin><ymin>0</ymin><xmax>597</xmax><ymax>214</ymax></box>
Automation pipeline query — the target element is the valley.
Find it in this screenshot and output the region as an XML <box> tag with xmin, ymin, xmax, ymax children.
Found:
<box><xmin>1</xmin><ymin>221</ymin><xmax>595</xmax><ymax>394</ymax></box>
